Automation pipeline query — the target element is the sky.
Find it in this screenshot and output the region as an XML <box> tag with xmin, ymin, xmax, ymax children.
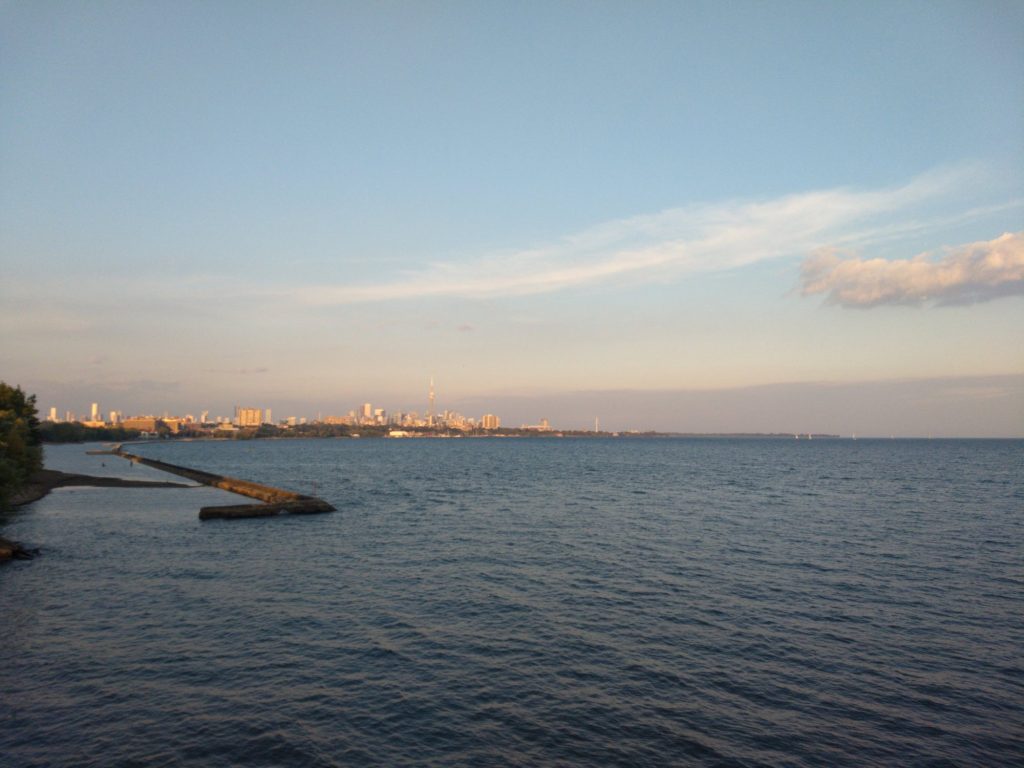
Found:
<box><xmin>1</xmin><ymin>1</ymin><xmax>1022</xmax><ymax>436</ymax></box>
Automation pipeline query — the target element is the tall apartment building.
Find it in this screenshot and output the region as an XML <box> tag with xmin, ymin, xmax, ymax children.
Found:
<box><xmin>481</xmin><ymin>414</ymin><xmax>501</xmax><ymax>430</ymax></box>
<box><xmin>235</xmin><ymin>406</ymin><xmax>262</xmax><ymax>427</ymax></box>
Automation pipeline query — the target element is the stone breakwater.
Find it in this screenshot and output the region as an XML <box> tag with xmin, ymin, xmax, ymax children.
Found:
<box><xmin>112</xmin><ymin>446</ymin><xmax>336</xmax><ymax>520</ymax></box>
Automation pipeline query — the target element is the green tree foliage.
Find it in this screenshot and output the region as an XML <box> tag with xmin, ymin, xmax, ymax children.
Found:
<box><xmin>37</xmin><ymin>422</ymin><xmax>142</xmax><ymax>444</ymax></box>
<box><xmin>0</xmin><ymin>382</ymin><xmax>44</xmax><ymax>506</ymax></box>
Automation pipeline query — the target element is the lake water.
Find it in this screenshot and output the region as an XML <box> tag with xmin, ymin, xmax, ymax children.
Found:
<box><xmin>2</xmin><ymin>438</ymin><xmax>1022</xmax><ymax>766</ymax></box>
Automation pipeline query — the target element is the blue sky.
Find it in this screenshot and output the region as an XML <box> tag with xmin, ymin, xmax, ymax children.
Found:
<box><xmin>1</xmin><ymin>1</ymin><xmax>1022</xmax><ymax>434</ymax></box>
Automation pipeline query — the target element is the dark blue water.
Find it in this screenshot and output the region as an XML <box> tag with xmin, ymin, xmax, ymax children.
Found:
<box><xmin>2</xmin><ymin>438</ymin><xmax>1022</xmax><ymax>766</ymax></box>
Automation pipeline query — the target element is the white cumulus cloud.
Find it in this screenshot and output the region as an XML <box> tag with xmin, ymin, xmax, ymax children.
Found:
<box><xmin>296</xmin><ymin>165</ymin><xmax>1010</xmax><ymax>304</ymax></box>
<box><xmin>800</xmin><ymin>231</ymin><xmax>1024</xmax><ymax>307</ymax></box>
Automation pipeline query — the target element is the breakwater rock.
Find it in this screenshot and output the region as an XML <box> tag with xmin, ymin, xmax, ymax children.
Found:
<box><xmin>0</xmin><ymin>535</ymin><xmax>38</xmax><ymax>561</ymax></box>
<box><xmin>199</xmin><ymin>498</ymin><xmax>336</xmax><ymax>520</ymax></box>
<box><xmin>114</xmin><ymin>446</ymin><xmax>335</xmax><ymax>520</ymax></box>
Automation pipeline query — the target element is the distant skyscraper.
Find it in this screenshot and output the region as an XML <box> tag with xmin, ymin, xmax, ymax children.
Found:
<box><xmin>109</xmin><ymin>410</ymin><xmax>120</xmax><ymax>424</ymax></box>
<box><xmin>48</xmin><ymin>406</ymin><xmax>57</xmax><ymax>422</ymax></box>
<box><xmin>265</xmin><ymin>408</ymin><xmax>272</xmax><ymax>424</ymax></box>
<box><xmin>201</xmin><ymin>410</ymin><xmax>209</xmax><ymax>424</ymax></box>
<box><xmin>428</xmin><ymin>377</ymin><xmax>435</xmax><ymax>426</ymax></box>
<box><xmin>91</xmin><ymin>402</ymin><xmax>99</xmax><ymax>421</ymax></box>
<box><xmin>482</xmin><ymin>414</ymin><xmax>500</xmax><ymax>430</ymax></box>
<box><xmin>362</xmin><ymin>403</ymin><xmax>373</xmax><ymax>422</ymax></box>
<box><xmin>234</xmin><ymin>406</ymin><xmax>262</xmax><ymax>427</ymax></box>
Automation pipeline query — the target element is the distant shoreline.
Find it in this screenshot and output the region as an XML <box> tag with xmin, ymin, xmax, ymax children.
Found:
<box><xmin>45</xmin><ymin>429</ymin><xmax>846</xmax><ymax>445</ymax></box>
<box><xmin>37</xmin><ymin>431</ymin><xmax>1022</xmax><ymax>448</ymax></box>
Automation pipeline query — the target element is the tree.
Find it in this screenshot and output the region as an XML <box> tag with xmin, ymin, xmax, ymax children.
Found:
<box><xmin>0</xmin><ymin>383</ymin><xmax>43</xmax><ymax>507</ymax></box>
<box><xmin>37</xmin><ymin>421</ymin><xmax>142</xmax><ymax>443</ymax></box>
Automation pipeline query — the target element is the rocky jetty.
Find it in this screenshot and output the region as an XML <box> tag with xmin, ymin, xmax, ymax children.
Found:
<box><xmin>114</xmin><ymin>446</ymin><xmax>335</xmax><ymax>520</ymax></box>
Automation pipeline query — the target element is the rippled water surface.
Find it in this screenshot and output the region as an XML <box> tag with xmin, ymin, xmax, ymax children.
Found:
<box><xmin>2</xmin><ymin>438</ymin><xmax>1022</xmax><ymax>766</ymax></box>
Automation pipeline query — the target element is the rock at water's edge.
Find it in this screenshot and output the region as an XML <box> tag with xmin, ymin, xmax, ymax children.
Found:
<box><xmin>0</xmin><ymin>535</ymin><xmax>37</xmax><ymax>561</ymax></box>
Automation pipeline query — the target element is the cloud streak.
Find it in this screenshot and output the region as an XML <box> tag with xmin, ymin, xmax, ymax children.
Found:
<box><xmin>800</xmin><ymin>231</ymin><xmax>1024</xmax><ymax>307</ymax></box>
<box><xmin>203</xmin><ymin>367</ymin><xmax>271</xmax><ymax>375</ymax></box>
<box><xmin>296</xmin><ymin>166</ymin><xmax>1011</xmax><ymax>304</ymax></box>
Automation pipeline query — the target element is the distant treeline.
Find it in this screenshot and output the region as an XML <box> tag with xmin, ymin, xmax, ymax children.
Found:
<box><xmin>39</xmin><ymin>422</ymin><xmax>143</xmax><ymax>444</ymax></box>
<box><xmin>35</xmin><ymin>418</ymin><xmax>838</xmax><ymax>446</ymax></box>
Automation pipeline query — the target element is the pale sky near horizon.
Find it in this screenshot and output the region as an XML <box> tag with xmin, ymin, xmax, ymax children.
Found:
<box><xmin>2</xmin><ymin>1</ymin><xmax>1022</xmax><ymax>435</ymax></box>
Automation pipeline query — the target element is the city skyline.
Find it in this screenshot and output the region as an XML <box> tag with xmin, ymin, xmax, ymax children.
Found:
<box><xmin>37</xmin><ymin>377</ymin><xmax>512</xmax><ymax>432</ymax></box>
<box><xmin>2</xmin><ymin>3</ymin><xmax>1022</xmax><ymax>437</ymax></box>
<box><xmin>28</xmin><ymin>370</ymin><xmax>1023</xmax><ymax>438</ymax></box>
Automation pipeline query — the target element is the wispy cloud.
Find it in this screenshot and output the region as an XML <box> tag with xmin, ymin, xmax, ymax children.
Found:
<box><xmin>99</xmin><ymin>379</ymin><xmax>182</xmax><ymax>394</ymax></box>
<box><xmin>203</xmin><ymin>367</ymin><xmax>270</xmax><ymax>375</ymax></box>
<box><xmin>295</xmin><ymin>165</ymin><xmax>1010</xmax><ymax>304</ymax></box>
<box><xmin>800</xmin><ymin>231</ymin><xmax>1024</xmax><ymax>307</ymax></box>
